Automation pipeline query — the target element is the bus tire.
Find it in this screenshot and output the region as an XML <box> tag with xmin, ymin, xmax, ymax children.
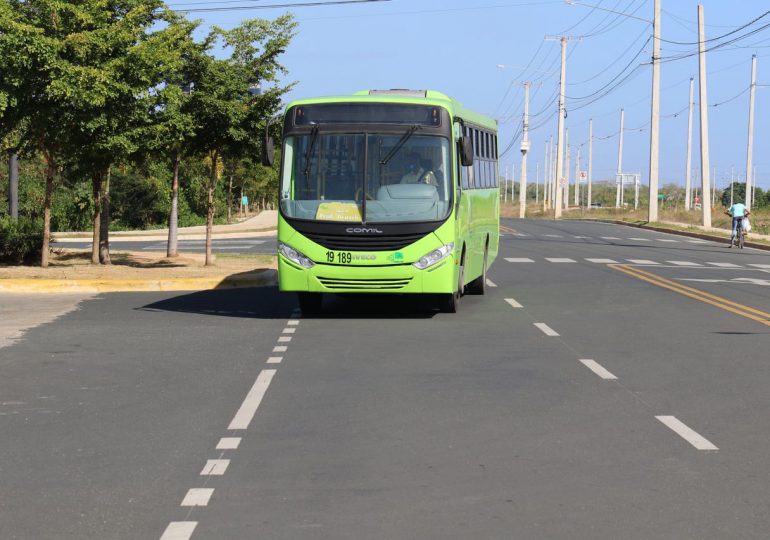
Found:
<box><xmin>467</xmin><ymin>243</ymin><xmax>488</xmax><ymax>295</ymax></box>
<box><xmin>297</xmin><ymin>292</ymin><xmax>322</xmax><ymax>315</ymax></box>
<box><xmin>442</xmin><ymin>252</ymin><xmax>464</xmax><ymax>313</ymax></box>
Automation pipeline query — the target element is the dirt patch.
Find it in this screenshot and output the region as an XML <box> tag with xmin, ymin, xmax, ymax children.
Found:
<box><xmin>0</xmin><ymin>250</ymin><xmax>277</xmax><ymax>280</ymax></box>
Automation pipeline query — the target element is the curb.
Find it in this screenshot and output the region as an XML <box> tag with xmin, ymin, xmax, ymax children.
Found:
<box><xmin>0</xmin><ymin>270</ymin><xmax>277</xmax><ymax>294</ymax></box>
<box><xmin>573</xmin><ymin>218</ymin><xmax>770</xmax><ymax>252</ymax></box>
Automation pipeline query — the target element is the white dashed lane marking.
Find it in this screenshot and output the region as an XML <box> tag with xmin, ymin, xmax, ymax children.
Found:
<box><xmin>579</xmin><ymin>359</ymin><xmax>618</xmax><ymax>380</ymax></box>
<box><xmin>181</xmin><ymin>488</ymin><xmax>214</xmax><ymax>507</ymax></box>
<box><xmin>505</xmin><ymin>298</ymin><xmax>523</xmax><ymax>308</ymax></box>
<box><xmin>216</xmin><ymin>437</ymin><xmax>241</xmax><ymax>450</ymax></box>
<box><xmin>750</xmin><ymin>264</ymin><xmax>770</xmax><ymax>269</ymax></box>
<box><xmin>160</xmin><ymin>522</ymin><xmax>197</xmax><ymax>540</ymax></box>
<box><xmin>200</xmin><ymin>459</ymin><xmax>230</xmax><ymax>476</ymax></box>
<box><xmin>656</xmin><ymin>416</ymin><xmax>719</xmax><ymax>451</ymax></box>
<box><xmin>668</xmin><ymin>261</ymin><xmax>702</xmax><ymax>266</ymax></box>
<box><xmin>545</xmin><ymin>258</ymin><xmax>577</xmax><ymax>263</ymax></box>
<box><xmin>656</xmin><ymin>239</ymin><xmax>679</xmax><ymax>243</ymax></box>
<box><xmin>486</xmin><ymin>279</ymin><xmax>498</xmax><ymax>287</ymax></box>
<box><xmin>628</xmin><ymin>237</ymin><xmax>652</xmax><ymax>241</ymax></box>
<box><xmin>227</xmin><ymin>369</ymin><xmax>277</xmax><ymax>430</ymax></box>
<box><xmin>707</xmin><ymin>262</ymin><xmax>741</xmax><ymax>268</ymax></box>
<box><xmin>600</xmin><ymin>236</ymin><xmax>620</xmax><ymax>240</ymax></box>
<box><xmin>282</xmin><ymin>327</ymin><xmax>296</xmax><ymax>334</ymax></box>
<box><xmin>277</xmin><ymin>336</ymin><xmax>292</xmax><ymax>342</ymax></box>
<box><xmin>287</xmin><ymin>320</ymin><xmax>300</xmax><ymax>325</ymax></box>
<box><xmin>267</xmin><ymin>356</ymin><xmax>283</xmax><ymax>364</ymax></box>
<box><xmin>505</xmin><ymin>257</ymin><xmax>535</xmax><ymax>263</ymax></box>
<box><xmin>586</xmin><ymin>258</ymin><xmax>618</xmax><ymax>264</ymax></box>
<box><xmin>534</xmin><ymin>323</ymin><xmax>560</xmax><ymax>336</ymax></box>
<box><xmin>273</xmin><ymin>345</ymin><xmax>287</xmax><ymax>352</ymax></box>
<box><xmin>627</xmin><ymin>259</ymin><xmax>659</xmax><ymax>265</ymax></box>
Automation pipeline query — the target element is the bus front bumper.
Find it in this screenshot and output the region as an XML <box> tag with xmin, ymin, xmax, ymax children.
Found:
<box><xmin>278</xmin><ymin>255</ymin><xmax>457</xmax><ymax>294</ymax></box>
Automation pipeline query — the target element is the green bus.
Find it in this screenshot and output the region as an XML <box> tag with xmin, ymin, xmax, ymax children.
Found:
<box><xmin>269</xmin><ymin>89</ymin><xmax>500</xmax><ymax>313</ymax></box>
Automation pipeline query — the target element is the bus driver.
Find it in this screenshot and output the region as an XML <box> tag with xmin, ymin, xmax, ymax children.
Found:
<box><xmin>400</xmin><ymin>152</ymin><xmax>438</xmax><ymax>186</ymax></box>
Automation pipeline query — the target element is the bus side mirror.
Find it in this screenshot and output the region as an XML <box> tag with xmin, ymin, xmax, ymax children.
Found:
<box><xmin>261</xmin><ymin>135</ymin><xmax>275</xmax><ymax>167</ymax></box>
<box><xmin>459</xmin><ymin>136</ymin><xmax>474</xmax><ymax>167</ymax></box>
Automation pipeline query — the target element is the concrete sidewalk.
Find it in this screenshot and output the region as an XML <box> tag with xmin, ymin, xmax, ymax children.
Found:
<box><xmin>54</xmin><ymin>211</ymin><xmax>278</xmax><ymax>243</ymax></box>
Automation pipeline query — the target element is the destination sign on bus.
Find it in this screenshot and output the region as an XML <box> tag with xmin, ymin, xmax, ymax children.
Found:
<box><xmin>294</xmin><ymin>104</ymin><xmax>442</xmax><ymax>127</ymax></box>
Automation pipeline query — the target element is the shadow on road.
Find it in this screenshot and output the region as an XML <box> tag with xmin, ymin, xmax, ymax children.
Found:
<box><xmin>139</xmin><ymin>286</ymin><xmax>439</xmax><ymax>320</ymax></box>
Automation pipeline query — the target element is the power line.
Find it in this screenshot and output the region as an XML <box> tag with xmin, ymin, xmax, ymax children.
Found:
<box><xmin>658</xmin><ymin>8</ymin><xmax>770</xmax><ymax>46</ymax></box>
<box><xmin>169</xmin><ymin>0</ymin><xmax>390</xmax><ymax>13</ymax></box>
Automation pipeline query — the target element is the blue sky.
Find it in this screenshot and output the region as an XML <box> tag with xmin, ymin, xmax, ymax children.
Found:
<box><xmin>179</xmin><ymin>0</ymin><xmax>770</xmax><ymax>190</ymax></box>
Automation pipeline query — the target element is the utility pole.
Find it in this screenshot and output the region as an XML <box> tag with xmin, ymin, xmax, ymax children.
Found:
<box><xmin>519</xmin><ymin>82</ymin><xmax>531</xmax><ymax>218</ymax></box>
<box><xmin>730</xmin><ymin>166</ymin><xmax>734</xmax><ymax>206</ymax></box>
<box><xmin>634</xmin><ymin>175</ymin><xmax>640</xmax><ymax>209</ymax></box>
<box><xmin>7</xmin><ymin>149</ymin><xmax>18</xmax><ymax>221</ymax></box>
<box><xmin>712</xmin><ymin>166</ymin><xmax>716</xmax><ymax>208</ymax></box>
<box><xmin>616</xmin><ymin>108</ymin><xmax>625</xmax><ymax>208</ymax></box>
<box><xmin>565</xmin><ymin>130</ymin><xmax>571</xmax><ymax>211</ymax></box>
<box><xmin>697</xmin><ymin>4</ymin><xmax>712</xmax><ymax>227</ymax></box>
<box><xmin>587</xmin><ymin>119</ymin><xmax>593</xmax><ymax>209</ymax></box>
<box><xmin>543</xmin><ymin>141</ymin><xmax>551</xmax><ymax>212</ymax></box>
<box><xmin>745</xmin><ymin>54</ymin><xmax>757</xmax><ymax>210</ymax></box>
<box><xmin>574</xmin><ymin>147</ymin><xmax>581</xmax><ymax>206</ymax></box>
<box><xmin>545</xmin><ymin>36</ymin><xmax>580</xmax><ymax>218</ymax></box>
<box><xmin>503</xmin><ymin>166</ymin><xmax>508</xmax><ymax>203</ymax></box>
<box><xmin>684</xmin><ymin>77</ymin><xmax>694</xmax><ymax>210</ymax></box>
<box><xmin>648</xmin><ymin>0</ymin><xmax>662</xmax><ymax>222</ymax></box>
<box><xmin>536</xmin><ymin>162</ymin><xmax>540</xmax><ymax>204</ymax></box>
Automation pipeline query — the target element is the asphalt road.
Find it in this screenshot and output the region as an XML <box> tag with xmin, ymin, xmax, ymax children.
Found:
<box><xmin>2</xmin><ymin>218</ymin><xmax>770</xmax><ymax>539</ymax></box>
<box><xmin>55</xmin><ymin>236</ymin><xmax>278</xmax><ymax>254</ymax></box>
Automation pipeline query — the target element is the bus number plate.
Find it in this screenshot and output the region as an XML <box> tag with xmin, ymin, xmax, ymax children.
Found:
<box><xmin>327</xmin><ymin>251</ymin><xmax>352</xmax><ymax>264</ymax></box>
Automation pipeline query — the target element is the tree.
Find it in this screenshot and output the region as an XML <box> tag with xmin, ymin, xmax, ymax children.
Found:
<box><xmin>139</xmin><ymin>17</ymin><xmax>200</xmax><ymax>257</ymax></box>
<box><xmin>187</xmin><ymin>15</ymin><xmax>296</xmax><ymax>265</ymax></box>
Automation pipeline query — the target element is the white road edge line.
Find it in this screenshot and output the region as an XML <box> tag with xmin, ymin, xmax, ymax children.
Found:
<box><xmin>228</xmin><ymin>370</ymin><xmax>277</xmax><ymax>430</ymax></box>
<box><xmin>579</xmin><ymin>359</ymin><xmax>618</xmax><ymax>380</ymax></box>
<box><xmin>655</xmin><ymin>415</ymin><xmax>718</xmax><ymax>451</ymax></box>
<box><xmin>505</xmin><ymin>298</ymin><xmax>523</xmax><ymax>308</ymax></box>
<box><xmin>534</xmin><ymin>323</ymin><xmax>559</xmax><ymax>336</ymax></box>
<box><xmin>159</xmin><ymin>521</ymin><xmax>197</xmax><ymax>540</ymax></box>
<box><xmin>181</xmin><ymin>488</ymin><xmax>214</xmax><ymax>507</ymax></box>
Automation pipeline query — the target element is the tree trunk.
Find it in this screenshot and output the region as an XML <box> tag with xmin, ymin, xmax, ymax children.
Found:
<box><xmin>41</xmin><ymin>152</ymin><xmax>55</xmax><ymax>268</ymax></box>
<box><xmin>227</xmin><ymin>175</ymin><xmax>232</xmax><ymax>224</ymax></box>
<box><xmin>205</xmin><ymin>149</ymin><xmax>218</xmax><ymax>266</ymax></box>
<box><xmin>167</xmin><ymin>153</ymin><xmax>181</xmax><ymax>258</ymax></box>
<box><xmin>99</xmin><ymin>166</ymin><xmax>111</xmax><ymax>265</ymax></box>
<box><xmin>91</xmin><ymin>171</ymin><xmax>102</xmax><ymax>264</ymax></box>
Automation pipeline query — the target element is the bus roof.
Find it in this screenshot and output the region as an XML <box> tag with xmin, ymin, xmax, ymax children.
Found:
<box><xmin>284</xmin><ymin>89</ymin><xmax>497</xmax><ymax>131</ymax></box>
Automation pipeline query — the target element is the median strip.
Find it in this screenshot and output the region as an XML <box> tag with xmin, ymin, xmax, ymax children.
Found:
<box><xmin>611</xmin><ymin>264</ymin><xmax>770</xmax><ymax>328</ymax></box>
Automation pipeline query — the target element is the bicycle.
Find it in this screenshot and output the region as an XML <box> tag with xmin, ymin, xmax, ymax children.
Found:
<box><xmin>732</xmin><ymin>217</ymin><xmax>745</xmax><ymax>249</ymax></box>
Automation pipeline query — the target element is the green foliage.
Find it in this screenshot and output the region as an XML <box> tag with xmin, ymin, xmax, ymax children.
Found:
<box><xmin>0</xmin><ymin>215</ymin><xmax>43</xmax><ymax>263</ymax></box>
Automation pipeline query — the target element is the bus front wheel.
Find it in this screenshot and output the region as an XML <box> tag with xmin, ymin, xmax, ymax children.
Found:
<box><xmin>297</xmin><ymin>292</ymin><xmax>322</xmax><ymax>315</ymax></box>
<box><xmin>442</xmin><ymin>258</ymin><xmax>464</xmax><ymax>313</ymax></box>
<box><xmin>467</xmin><ymin>245</ymin><xmax>488</xmax><ymax>295</ymax></box>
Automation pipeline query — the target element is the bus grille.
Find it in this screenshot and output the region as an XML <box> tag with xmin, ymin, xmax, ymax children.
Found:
<box><xmin>318</xmin><ymin>277</ymin><xmax>413</xmax><ymax>290</ymax></box>
<box><xmin>304</xmin><ymin>232</ymin><xmax>425</xmax><ymax>252</ymax></box>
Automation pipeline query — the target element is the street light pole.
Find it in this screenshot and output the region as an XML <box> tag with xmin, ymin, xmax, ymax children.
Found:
<box><xmin>685</xmin><ymin>77</ymin><xmax>694</xmax><ymax>210</ymax></box>
<box><xmin>745</xmin><ymin>54</ymin><xmax>757</xmax><ymax>210</ymax></box>
<box><xmin>519</xmin><ymin>82</ymin><xmax>530</xmax><ymax>218</ymax></box>
<box><xmin>587</xmin><ymin>119</ymin><xmax>593</xmax><ymax>209</ymax></box>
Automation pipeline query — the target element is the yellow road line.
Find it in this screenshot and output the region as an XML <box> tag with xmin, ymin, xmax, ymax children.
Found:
<box><xmin>610</xmin><ymin>264</ymin><xmax>770</xmax><ymax>328</ymax></box>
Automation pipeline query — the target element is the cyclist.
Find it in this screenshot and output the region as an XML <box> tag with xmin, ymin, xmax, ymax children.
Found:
<box><xmin>725</xmin><ymin>201</ymin><xmax>750</xmax><ymax>248</ymax></box>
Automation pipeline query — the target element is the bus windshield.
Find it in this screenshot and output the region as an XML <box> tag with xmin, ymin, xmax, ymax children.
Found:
<box><xmin>280</xmin><ymin>132</ymin><xmax>452</xmax><ymax>223</ymax></box>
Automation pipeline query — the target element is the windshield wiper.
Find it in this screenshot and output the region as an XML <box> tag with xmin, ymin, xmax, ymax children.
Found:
<box><xmin>303</xmin><ymin>125</ymin><xmax>320</xmax><ymax>176</ymax></box>
<box><xmin>379</xmin><ymin>124</ymin><xmax>421</xmax><ymax>165</ymax></box>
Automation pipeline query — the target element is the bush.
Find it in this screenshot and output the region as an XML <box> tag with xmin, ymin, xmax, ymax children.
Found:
<box><xmin>0</xmin><ymin>215</ymin><xmax>43</xmax><ymax>264</ymax></box>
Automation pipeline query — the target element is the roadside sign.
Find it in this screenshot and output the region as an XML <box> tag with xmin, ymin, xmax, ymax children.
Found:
<box><xmin>241</xmin><ymin>196</ymin><xmax>249</xmax><ymax>206</ymax></box>
<box><xmin>559</xmin><ymin>177</ymin><xmax>567</xmax><ymax>186</ymax></box>
<box><xmin>579</xmin><ymin>170</ymin><xmax>588</xmax><ymax>183</ymax></box>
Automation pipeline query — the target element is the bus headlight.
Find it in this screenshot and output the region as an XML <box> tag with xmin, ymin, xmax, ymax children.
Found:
<box><xmin>413</xmin><ymin>243</ymin><xmax>454</xmax><ymax>270</ymax></box>
<box><xmin>279</xmin><ymin>242</ymin><xmax>315</xmax><ymax>269</ymax></box>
